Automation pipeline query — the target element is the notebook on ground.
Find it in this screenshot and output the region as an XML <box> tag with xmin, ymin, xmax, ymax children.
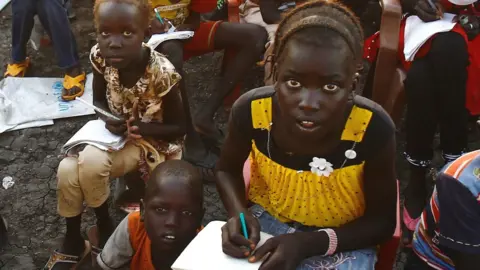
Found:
<box><xmin>172</xmin><ymin>221</ymin><xmax>273</xmax><ymax>270</ymax></box>
<box><xmin>62</xmin><ymin>119</ymin><xmax>126</xmax><ymax>153</ymax></box>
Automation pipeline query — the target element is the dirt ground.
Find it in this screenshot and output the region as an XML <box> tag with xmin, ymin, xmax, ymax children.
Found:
<box><xmin>0</xmin><ymin>1</ymin><xmax>478</xmax><ymax>269</ymax></box>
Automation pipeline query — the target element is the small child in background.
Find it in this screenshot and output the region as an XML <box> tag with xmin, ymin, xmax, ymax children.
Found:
<box><xmin>45</xmin><ymin>0</ymin><xmax>187</xmax><ymax>268</ymax></box>
<box><xmin>150</xmin><ymin>0</ymin><xmax>268</xmax><ymax>168</ymax></box>
<box><xmin>96</xmin><ymin>160</ymin><xmax>204</xmax><ymax>270</ymax></box>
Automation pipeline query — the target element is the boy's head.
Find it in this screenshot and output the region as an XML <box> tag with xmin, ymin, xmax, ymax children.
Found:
<box><xmin>142</xmin><ymin>160</ymin><xmax>204</xmax><ymax>253</ymax></box>
<box><xmin>93</xmin><ymin>0</ymin><xmax>152</xmax><ymax>69</ymax></box>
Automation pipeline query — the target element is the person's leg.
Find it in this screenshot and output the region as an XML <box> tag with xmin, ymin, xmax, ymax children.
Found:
<box><xmin>6</xmin><ymin>0</ymin><xmax>36</xmax><ymax>77</ymax></box>
<box><xmin>403</xmin><ymin>57</ymin><xmax>437</xmax><ymax>240</ymax></box>
<box><xmin>428</xmin><ymin>32</ymin><xmax>469</xmax><ymax>164</ymax></box>
<box><xmin>156</xmin><ymin>40</ymin><xmax>209</xmax><ymax>162</ymax></box>
<box><xmin>57</xmin><ymin>157</ymin><xmax>87</xmax><ymax>256</ymax></box>
<box><xmin>36</xmin><ymin>0</ymin><xmax>83</xmax><ymax>99</ymax></box>
<box><xmin>194</xmin><ymin>22</ymin><xmax>267</xmax><ymax>141</ymax></box>
<box><xmin>79</xmin><ymin>143</ymin><xmax>142</xmax><ymax>246</ymax></box>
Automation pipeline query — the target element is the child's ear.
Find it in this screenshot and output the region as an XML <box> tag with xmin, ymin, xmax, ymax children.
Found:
<box><xmin>140</xmin><ymin>199</ymin><xmax>145</xmax><ymax>222</ymax></box>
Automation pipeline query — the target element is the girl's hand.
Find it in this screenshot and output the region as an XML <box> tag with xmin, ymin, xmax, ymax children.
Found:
<box><xmin>126</xmin><ymin>101</ymin><xmax>143</xmax><ymax>140</ymax></box>
<box><xmin>249</xmin><ymin>233</ymin><xmax>316</xmax><ymax>270</ymax></box>
<box><xmin>221</xmin><ymin>214</ymin><xmax>261</xmax><ymax>258</ymax></box>
<box><xmin>150</xmin><ymin>17</ymin><xmax>169</xmax><ymax>35</ymax></box>
<box><xmin>104</xmin><ymin>116</ymin><xmax>127</xmax><ymax>136</ymax></box>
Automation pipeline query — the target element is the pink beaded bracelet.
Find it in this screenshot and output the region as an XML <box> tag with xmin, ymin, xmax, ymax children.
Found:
<box><xmin>318</xmin><ymin>228</ymin><xmax>338</xmax><ymax>256</ymax></box>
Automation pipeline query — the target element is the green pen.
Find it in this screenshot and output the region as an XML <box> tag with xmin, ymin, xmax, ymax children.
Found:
<box><xmin>239</xmin><ymin>212</ymin><xmax>249</xmax><ymax>240</ymax></box>
<box><xmin>154</xmin><ymin>8</ymin><xmax>164</xmax><ymax>24</ymax></box>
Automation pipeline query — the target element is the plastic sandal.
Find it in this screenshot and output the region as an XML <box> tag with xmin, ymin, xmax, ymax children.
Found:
<box><xmin>4</xmin><ymin>58</ymin><xmax>30</xmax><ymax>77</ymax></box>
<box><xmin>43</xmin><ymin>240</ymin><xmax>91</xmax><ymax>270</ymax></box>
<box><xmin>62</xmin><ymin>72</ymin><xmax>86</xmax><ymax>101</ymax></box>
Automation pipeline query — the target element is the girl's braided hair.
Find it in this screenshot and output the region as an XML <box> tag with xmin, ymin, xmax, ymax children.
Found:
<box><xmin>270</xmin><ymin>0</ymin><xmax>364</xmax><ymax>78</ymax></box>
<box><xmin>93</xmin><ymin>0</ymin><xmax>153</xmax><ymax>29</ymax></box>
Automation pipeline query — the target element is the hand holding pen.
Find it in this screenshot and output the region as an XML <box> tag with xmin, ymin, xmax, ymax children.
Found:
<box><xmin>414</xmin><ymin>0</ymin><xmax>444</xmax><ymax>22</ymax></box>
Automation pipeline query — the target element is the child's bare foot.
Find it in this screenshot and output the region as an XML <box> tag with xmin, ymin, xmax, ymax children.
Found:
<box><xmin>62</xmin><ymin>65</ymin><xmax>86</xmax><ymax>101</ymax></box>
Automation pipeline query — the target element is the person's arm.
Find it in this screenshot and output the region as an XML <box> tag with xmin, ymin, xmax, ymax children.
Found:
<box><xmin>259</xmin><ymin>0</ymin><xmax>283</xmax><ymax>24</ymax></box>
<box><xmin>216</xmin><ymin>95</ymin><xmax>253</xmax><ymax>217</ymax></box>
<box><xmin>95</xmin><ymin>216</ymin><xmax>133</xmax><ymax>270</ymax></box>
<box><xmin>133</xmin><ymin>85</ymin><xmax>186</xmax><ymax>141</ymax></box>
<box><xmin>306</xmin><ymin>134</ymin><xmax>397</xmax><ymax>252</ymax></box>
<box><xmin>217</xmin><ymin>93</ymin><xmax>262</xmax><ymax>257</ymax></box>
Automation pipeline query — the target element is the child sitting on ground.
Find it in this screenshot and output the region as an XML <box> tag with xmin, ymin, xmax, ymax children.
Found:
<box><xmin>96</xmin><ymin>160</ymin><xmax>204</xmax><ymax>269</ymax></box>
<box><xmin>150</xmin><ymin>0</ymin><xmax>268</xmax><ymax>167</ymax></box>
<box><xmin>45</xmin><ymin>0</ymin><xmax>187</xmax><ymax>268</ymax></box>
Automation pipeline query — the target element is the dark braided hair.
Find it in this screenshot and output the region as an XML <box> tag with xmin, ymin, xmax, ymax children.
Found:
<box><xmin>270</xmin><ymin>0</ymin><xmax>364</xmax><ymax>80</ymax></box>
<box><xmin>94</xmin><ymin>0</ymin><xmax>153</xmax><ymax>29</ymax></box>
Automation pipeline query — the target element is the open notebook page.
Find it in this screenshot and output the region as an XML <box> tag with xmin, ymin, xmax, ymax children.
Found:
<box><xmin>62</xmin><ymin>119</ymin><xmax>125</xmax><ymax>151</ymax></box>
<box><xmin>172</xmin><ymin>221</ymin><xmax>273</xmax><ymax>270</ymax></box>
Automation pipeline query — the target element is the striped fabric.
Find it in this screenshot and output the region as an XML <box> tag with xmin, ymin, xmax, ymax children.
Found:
<box><xmin>412</xmin><ymin>150</ymin><xmax>480</xmax><ymax>269</ymax></box>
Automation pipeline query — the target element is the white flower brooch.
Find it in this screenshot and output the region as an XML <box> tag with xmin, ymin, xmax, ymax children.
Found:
<box><xmin>309</xmin><ymin>157</ymin><xmax>334</xmax><ymax>177</ymax></box>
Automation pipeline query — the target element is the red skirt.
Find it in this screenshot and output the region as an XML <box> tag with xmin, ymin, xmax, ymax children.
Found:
<box><xmin>363</xmin><ymin>19</ymin><xmax>480</xmax><ymax>115</ymax></box>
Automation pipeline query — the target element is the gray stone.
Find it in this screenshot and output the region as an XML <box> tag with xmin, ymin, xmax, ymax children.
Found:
<box><xmin>27</xmin><ymin>137</ymin><xmax>38</xmax><ymax>152</ymax></box>
<box><xmin>0</xmin><ymin>149</ymin><xmax>16</xmax><ymax>164</ymax></box>
<box><xmin>35</xmin><ymin>166</ymin><xmax>53</xmax><ymax>179</ymax></box>
<box><xmin>10</xmin><ymin>136</ymin><xmax>28</xmax><ymax>151</ymax></box>
<box><xmin>0</xmin><ymin>135</ymin><xmax>14</xmax><ymax>148</ymax></box>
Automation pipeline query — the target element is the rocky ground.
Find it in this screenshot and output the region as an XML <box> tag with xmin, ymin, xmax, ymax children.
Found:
<box><xmin>0</xmin><ymin>1</ymin><xmax>478</xmax><ymax>269</ymax></box>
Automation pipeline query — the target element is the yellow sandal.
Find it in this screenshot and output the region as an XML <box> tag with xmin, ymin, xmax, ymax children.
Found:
<box><xmin>62</xmin><ymin>72</ymin><xmax>86</xmax><ymax>101</ymax></box>
<box><xmin>4</xmin><ymin>58</ymin><xmax>30</xmax><ymax>77</ymax></box>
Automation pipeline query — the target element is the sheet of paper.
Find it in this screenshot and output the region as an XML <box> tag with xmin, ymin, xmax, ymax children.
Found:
<box><xmin>147</xmin><ymin>31</ymin><xmax>195</xmax><ymax>49</ymax></box>
<box><xmin>62</xmin><ymin>119</ymin><xmax>126</xmax><ymax>153</ymax></box>
<box><xmin>172</xmin><ymin>221</ymin><xmax>273</xmax><ymax>270</ymax></box>
<box><xmin>0</xmin><ymin>74</ymin><xmax>95</xmax><ymax>133</ymax></box>
<box><xmin>404</xmin><ymin>13</ymin><xmax>456</xmax><ymax>61</ymax></box>
<box><xmin>0</xmin><ymin>0</ymin><xmax>10</xmax><ymax>11</ymax></box>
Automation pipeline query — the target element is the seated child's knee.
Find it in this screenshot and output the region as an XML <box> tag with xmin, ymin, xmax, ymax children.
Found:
<box><xmin>78</xmin><ymin>145</ymin><xmax>111</xmax><ymax>173</ymax></box>
<box><xmin>430</xmin><ymin>32</ymin><xmax>468</xmax><ymax>64</ymax></box>
<box><xmin>245</xmin><ymin>25</ymin><xmax>269</xmax><ymax>55</ymax></box>
<box><xmin>57</xmin><ymin>157</ymin><xmax>78</xmax><ymax>188</ymax></box>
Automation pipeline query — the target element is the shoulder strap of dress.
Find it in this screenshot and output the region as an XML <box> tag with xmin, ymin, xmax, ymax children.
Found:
<box><xmin>340</xmin><ymin>105</ymin><xmax>373</xmax><ymax>143</ymax></box>
<box><xmin>250</xmin><ymin>97</ymin><xmax>273</xmax><ymax>130</ymax></box>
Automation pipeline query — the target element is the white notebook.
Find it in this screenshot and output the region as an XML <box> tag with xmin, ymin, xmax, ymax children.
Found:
<box><xmin>404</xmin><ymin>13</ymin><xmax>456</xmax><ymax>61</ymax></box>
<box><xmin>62</xmin><ymin>119</ymin><xmax>126</xmax><ymax>153</ymax></box>
<box><xmin>172</xmin><ymin>221</ymin><xmax>273</xmax><ymax>270</ymax></box>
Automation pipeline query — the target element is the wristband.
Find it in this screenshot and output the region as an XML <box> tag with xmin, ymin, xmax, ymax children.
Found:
<box><xmin>317</xmin><ymin>228</ymin><xmax>338</xmax><ymax>256</ymax></box>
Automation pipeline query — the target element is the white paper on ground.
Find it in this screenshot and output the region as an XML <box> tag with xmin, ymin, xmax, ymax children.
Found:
<box><xmin>147</xmin><ymin>31</ymin><xmax>195</xmax><ymax>49</ymax></box>
<box><xmin>404</xmin><ymin>13</ymin><xmax>456</xmax><ymax>61</ymax></box>
<box><xmin>0</xmin><ymin>0</ymin><xmax>10</xmax><ymax>11</ymax></box>
<box><xmin>172</xmin><ymin>221</ymin><xmax>273</xmax><ymax>270</ymax></box>
<box><xmin>0</xmin><ymin>74</ymin><xmax>95</xmax><ymax>133</ymax></box>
